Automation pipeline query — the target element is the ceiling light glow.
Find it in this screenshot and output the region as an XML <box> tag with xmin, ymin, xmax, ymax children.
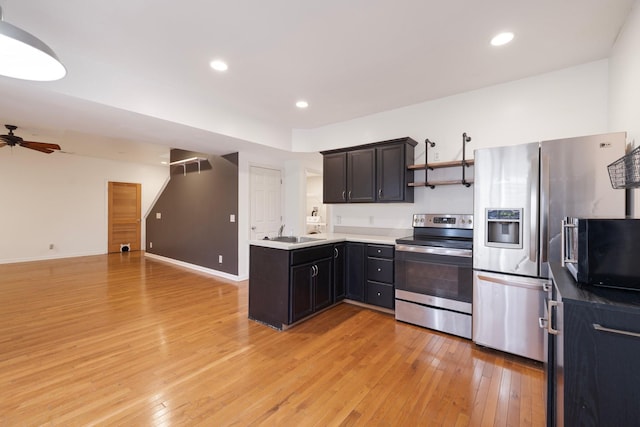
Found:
<box><xmin>0</xmin><ymin>7</ymin><xmax>66</xmax><ymax>81</ymax></box>
<box><xmin>296</xmin><ymin>100</ymin><xmax>309</xmax><ymax>109</ymax></box>
<box><xmin>491</xmin><ymin>32</ymin><xmax>514</xmax><ymax>46</ymax></box>
<box><xmin>209</xmin><ymin>60</ymin><xmax>228</xmax><ymax>72</ymax></box>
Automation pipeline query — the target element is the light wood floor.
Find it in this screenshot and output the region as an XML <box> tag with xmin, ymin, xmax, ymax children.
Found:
<box><xmin>0</xmin><ymin>252</ymin><xmax>545</xmax><ymax>426</ymax></box>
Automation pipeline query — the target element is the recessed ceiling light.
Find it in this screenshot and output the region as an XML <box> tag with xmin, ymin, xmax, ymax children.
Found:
<box><xmin>161</xmin><ymin>161</ymin><xmax>168</xmax><ymax>165</ymax></box>
<box><xmin>491</xmin><ymin>32</ymin><xmax>514</xmax><ymax>46</ymax></box>
<box><xmin>296</xmin><ymin>100</ymin><xmax>309</xmax><ymax>109</ymax></box>
<box><xmin>209</xmin><ymin>60</ymin><xmax>228</xmax><ymax>72</ymax></box>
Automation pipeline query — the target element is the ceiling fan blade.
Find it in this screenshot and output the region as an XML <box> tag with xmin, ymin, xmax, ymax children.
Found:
<box><xmin>21</xmin><ymin>144</ymin><xmax>55</xmax><ymax>154</ymax></box>
<box><xmin>0</xmin><ymin>142</ymin><xmax>6</xmax><ymax>148</ymax></box>
<box><xmin>22</xmin><ymin>141</ymin><xmax>61</xmax><ymax>151</ymax></box>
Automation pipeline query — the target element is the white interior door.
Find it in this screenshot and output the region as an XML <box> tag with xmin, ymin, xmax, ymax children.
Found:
<box><xmin>250</xmin><ymin>166</ymin><xmax>282</xmax><ymax>240</ymax></box>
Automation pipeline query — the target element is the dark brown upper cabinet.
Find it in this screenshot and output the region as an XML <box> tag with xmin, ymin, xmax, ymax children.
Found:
<box><xmin>321</xmin><ymin>137</ymin><xmax>416</xmax><ymax>204</ymax></box>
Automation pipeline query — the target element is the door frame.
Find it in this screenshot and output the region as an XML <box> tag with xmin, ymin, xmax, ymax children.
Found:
<box><xmin>249</xmin><ymin>165</ymin><xmax>283</xmax><ymax>240</ymax></box>
<box><xmin>107</xmin><ymin>181</ymin><xmax>142</xmax><ymax>253</ymax></box>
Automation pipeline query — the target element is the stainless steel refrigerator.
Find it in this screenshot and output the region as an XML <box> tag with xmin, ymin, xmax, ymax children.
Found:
<box><xmin>472</xmin><ymin>132</ymin><xmax>626</xmax><ymax>362</ymax></box>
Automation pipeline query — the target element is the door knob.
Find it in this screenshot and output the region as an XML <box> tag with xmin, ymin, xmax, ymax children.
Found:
<box><xmin>251</xmin><ymin>226</ymin><xmax>256</xmax><ymax>230</ymax></box>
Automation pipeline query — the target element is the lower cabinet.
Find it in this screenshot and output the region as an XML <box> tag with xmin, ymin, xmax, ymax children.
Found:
<box><xmin>562</xmin><ymin>299</ymin><xmax>640</xmax><ymax>427</ymax></box>
<box><xmin>346</xmin><ymin>243</ymin><xmax>366</xmax><ymax>301</ymax></box>
<box><xmin>365</xmin><ymin>244</ymin><xmax>395</xmax><ymax>309</ymax></box>
<box><xmin>249</xmin><ymin>243</ymin><xmax>334</xmax><ymax>329</ymax></box>
<box><xmin>249</xmin><ymin>240</ymin><xmax>396</xmax><ymax>330</ymax></box>
<box><xmin>290</xmin><ymin>258</ymin><xmax>332</xmax><ymax>323</ymax></box>
<box><xmin>333</xmin><ymin>243</ymin><xmax>346</xmax><ymax>302</ymax></box>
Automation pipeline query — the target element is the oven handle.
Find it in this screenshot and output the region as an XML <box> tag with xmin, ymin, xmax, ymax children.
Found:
<box><xmin>395</xmin><ymin>244</ymin><xmax>472</xmax><ymax>258</ymax></box>
<box><xmin>476</xmin><ymin>273</ymin><xmax>547</xmax><ymax>290</ymax></box>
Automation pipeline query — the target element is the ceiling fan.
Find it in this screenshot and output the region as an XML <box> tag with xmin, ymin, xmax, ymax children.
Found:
<box><xmin>0</xmin><ymin>124</ymin><xmax>61</xmax><ymax>154</ymax></box>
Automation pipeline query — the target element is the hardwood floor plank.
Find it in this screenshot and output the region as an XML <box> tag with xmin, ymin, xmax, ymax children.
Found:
<box><xmin>0</xmin><ymin>253</ymin><xmax>545</xmax><ymax>426</ymax></box>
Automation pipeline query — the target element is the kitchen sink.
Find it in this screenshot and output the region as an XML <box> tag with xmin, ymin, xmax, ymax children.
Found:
<box><xmin>265</xmin><ymin>236</ymin><xmax>325</xmax><ymax>243</ymax></box>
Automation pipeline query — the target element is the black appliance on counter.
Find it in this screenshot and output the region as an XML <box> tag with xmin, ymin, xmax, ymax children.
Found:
<box><xmin>394</xmin><ymin>213</ymin><xmax>473</xmax><ymax>339</ymax></box>
<box><xmin>562</xmin><ymin>218</ymin><xmax>640</xmax><ymax>291</ymax></box>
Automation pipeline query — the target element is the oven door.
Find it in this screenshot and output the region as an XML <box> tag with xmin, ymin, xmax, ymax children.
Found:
<box><xmin>394</xmin><ymin>244</ymin><xmax>472</xmax><ymax>313</ymax></box>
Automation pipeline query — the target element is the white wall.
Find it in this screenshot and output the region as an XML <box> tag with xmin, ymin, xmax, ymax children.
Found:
<box><xmin>0</xmin><ymin>149</ymin><xmax>168</xmax><ymax>263</ymax></box>
<box><xmin>292</xmin><ymin>60</ymin><xmax>610</xmax><ymax>230</ymax></box>
<box><xmin>610</xmin><ymin>0</ymin><xmax>640</xmax><ymax>216</ymax></box>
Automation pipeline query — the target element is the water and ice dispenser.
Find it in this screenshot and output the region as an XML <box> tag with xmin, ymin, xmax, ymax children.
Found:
<box><xmin>485</xmin><ymin>208</ymin><xmax>523</xmax><ymax>248</ymax></box>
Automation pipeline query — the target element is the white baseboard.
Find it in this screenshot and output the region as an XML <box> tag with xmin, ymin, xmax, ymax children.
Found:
<box><xmin>144</xmin><ymin>253</ymin><xmax>247</xmax><ymax>282</ymax></box>
<box><xmin>0</xmin><ymin>250</ymin><xmax>106</xmax><ymax>265</ymax></box>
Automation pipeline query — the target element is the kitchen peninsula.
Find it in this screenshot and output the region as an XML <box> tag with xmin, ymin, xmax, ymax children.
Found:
<box><xmin>249</xmin><ymin>233</ymin><xmax>398</xmax><ymax>330</ymax></box>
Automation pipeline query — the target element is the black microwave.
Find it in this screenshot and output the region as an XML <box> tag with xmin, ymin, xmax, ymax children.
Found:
<box><xmin>562</xmin><ymin>218</ymin><xmax>640</xmax><ymax>291</ymax></box>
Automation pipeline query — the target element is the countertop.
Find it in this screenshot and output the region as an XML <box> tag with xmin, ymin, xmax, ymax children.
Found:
<box><xmin>249</xmin><ymin>232</ymin><xmax>400</xmax><ymax>250</ymax></box>
<box><xmin>550</xmin><ymin>262</ymin><xmax>640</xmax><ymax>311</ymax></box>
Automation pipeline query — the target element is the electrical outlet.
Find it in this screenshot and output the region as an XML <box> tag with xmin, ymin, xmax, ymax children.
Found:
<box><xmin>218</xmin><ymin>255</ymin><xmax>223</xmax><ymax>263</ymax></box>
<box><xmin>337</xmin><ymin>215</ymin><xmax>342</xmax><ymax>225</ymax></box>
<box><xmin>230</xmin><ymin>214</ymin><xmax>236</xmax><ymax>223</ymax></box>
<box><xmin>156</xmin><ymin>212</ymin><xmax>162</xmax><ymax>219</ymax></box>
<box><xmin>434</xmin><ymin>152</ymin><xmax>440</xmax><ymax>161</ymax></box>
<box><xmin>49</xmin><ymin>243</ymin><xmax>54</xmax><ymax>250</ymax></box>
<box><xmin>149</xmin><ymin>242</ymin><xmax>153</xmax><ymax>249</ymax></box>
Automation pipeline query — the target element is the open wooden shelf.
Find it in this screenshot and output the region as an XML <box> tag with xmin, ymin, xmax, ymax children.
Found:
<box><xmin>407</xmin><ymin>159</ymin><xmax>474</xmax><ymax>170</ymax></box>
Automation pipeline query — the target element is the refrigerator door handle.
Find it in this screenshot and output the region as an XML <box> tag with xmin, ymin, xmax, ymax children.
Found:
<box><xmin>530</xmin><ymin>153</ymin><xmax>539</xmax><ymax>263</ymax></box>
<box><xmin>560</xmin><ymin>218</ymin><xmax>577</xmax><ymax>266</ymax></box>
<box><xmin>539</xmin><ymin>152</ymin><xmax>549</xmax><ymax>264</ymax></box>
<box><xmin>476</xmin><ymin>274</ymin><xmax>546</xmax><ymax>290</ymax></box>
<box><xmin>548</xmin><ymin>300</ymin><xmax>559</xmax><ymax>335</ymax></box>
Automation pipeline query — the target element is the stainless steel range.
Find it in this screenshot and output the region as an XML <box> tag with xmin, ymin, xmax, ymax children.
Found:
<box><xmin>394</xmin><ymin>214</ymin><xmax>473</xmax><ymax>339</ymax></box>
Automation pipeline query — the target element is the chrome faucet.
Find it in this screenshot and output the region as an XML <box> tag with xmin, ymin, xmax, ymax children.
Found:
<box><xmin>278</xmin><ymin>224</ymin><xmax>285</xmax><ymax>237</ymax></box>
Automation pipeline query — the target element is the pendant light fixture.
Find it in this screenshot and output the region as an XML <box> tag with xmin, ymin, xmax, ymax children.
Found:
<box><xmin>0</xmin><ymin>6</ymin><xmax>66</xmax><ymax>81</ymax></box>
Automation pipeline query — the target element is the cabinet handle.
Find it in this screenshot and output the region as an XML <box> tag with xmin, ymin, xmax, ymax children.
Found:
<box><xmin>377</xmin><ymin>268</ymin><xmax>381</xmax><ymax>272</ymax></box>
<box><xmin>593</xmin><ymin>323</ymin><xmax>640</xmax><ymax>338</ymax></box>
<box><xmin>378</xmin><ymin>189</ymin><xmax>382</xmax><ymax>199</ymax></box>
<box><xmin>342</xmin><ymin>190</ymin><xmax>346</xmax><ymax>201</ymax></box>
<box><xmin>348</xmin><ymin>190</ymin><xmax>352</xmax><ymax>200</ymax></box>
<box><xmin>334</xmin><ymin>248</ymin><xmax>338</xmax><ymax>258</ymax></box>
<box><xmin>377</xmin><ymin>292</ymin><xmax>381</xmax><ymax>296</ymax></box>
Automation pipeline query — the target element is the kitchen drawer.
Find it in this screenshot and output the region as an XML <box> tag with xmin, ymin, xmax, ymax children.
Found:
<box><xmin>367</xmin><ymin>244</ymin><xmax>394</xmax><ymax>259</ymax></box>
<box><xmin>366</xmin><ymin>281</ymin><xmax>394</xmax><ymax>309</ymax></box>
<box><xmin>367</xmin><ymin>257</ymin><xmax>393</xmax><ymax>283</ymax></box>
<box><xmin>290</xmin><ymin>244</ymin><xmax>333</xmax><ymax>266</ymax></box>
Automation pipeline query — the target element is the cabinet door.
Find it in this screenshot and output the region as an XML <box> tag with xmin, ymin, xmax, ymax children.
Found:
<box><xmin>290</xmin><ymin>263</ymin><xmax>314</xmax><ymax>323</ymax></box>
<box><xmin>347</xmin><ymin>149</ymin><xmax>376</xmax><ymax>202</ymax></box>
<box><xmin>323</xmin><ymin>153</ymin><xmax>347</xmax><ymax>203</ymax></box>
<box><xmin>346</xmin><ymin>243</ymin><xmax>366</xmax><ymax>301</ymax></box>
<box><xmin>333</xmin><ymin>244</ymin><xmax>346</xmax><ymax>301</ymax></box>
<box><xmin>314</xmin><ymin>258</ymin><xmax>333</xmax><ymax>311</ymax></box>
<box><xmin>564</xmin><ymin>301</ymin><xmax>640</xmax><ymax>427</ymax></box>
<box><xmin>376</xmin><ymin>144</ymin><xmax>405</xmax><ymax>202</ymax></box>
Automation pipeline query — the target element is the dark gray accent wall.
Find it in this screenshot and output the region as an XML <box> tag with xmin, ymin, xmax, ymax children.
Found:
<box><xmin>146</xmin><ymin>149</ymin><xmax>239</xmax><ymax>275</ymax></box>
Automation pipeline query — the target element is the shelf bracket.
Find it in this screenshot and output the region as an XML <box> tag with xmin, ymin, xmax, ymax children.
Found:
<box><xmin>424</xmin><ymin>138</ymin><xmax>436</xmax><ymax>189</ymax></box>
<box><xmin>169</xmin><ymin>156</ymin><xmax>208</xmax><ymax>176</ymax></box>
<box><xmin>461</xmin><ymin>132</ymin><xmax>472</xmax><ymax>187</ymax></box>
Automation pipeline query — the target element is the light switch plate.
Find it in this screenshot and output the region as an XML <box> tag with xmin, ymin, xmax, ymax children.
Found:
<box><xmin>230</xmin><ymin>214</ymin><xmax>235</xmax><ymax>222</ymax></box>
<box><xmin>156</xmin><ymin>212</ymin><xmax>161</xmax><ymax>219</ymax></box>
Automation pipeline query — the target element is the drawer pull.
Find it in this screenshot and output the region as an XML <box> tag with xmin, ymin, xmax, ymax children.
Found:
<box><xmin>593</xmin><ymin>323</ymin><xmax>640</xmax><ymax>338</ymax></box>
<box><xmin>377</xmin><ymin>268</ymin><xmax>381</xmax><ymax>272</ymax></box>
<box><xmin>377</xmin><ymin>292</ymin><xmax>381</xmax><ymax>296</ymax></box>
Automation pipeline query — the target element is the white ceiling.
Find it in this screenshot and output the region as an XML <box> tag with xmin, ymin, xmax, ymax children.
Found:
<box><xmin>0</xmin><ymin>0</ymin><xmax>635</xmax><ymax>164</ymax></box>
